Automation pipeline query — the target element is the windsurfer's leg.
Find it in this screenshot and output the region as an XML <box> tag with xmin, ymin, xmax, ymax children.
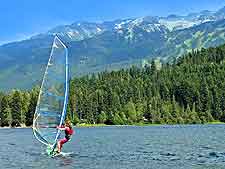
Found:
<box><xmin>58</xmin><ymin>138</ymin><xmax>68</xmax><ymax>152</ymax></box>
<box><xmin>57</xmin><ymin>141</ymin><xmax>61</xmax><ymax>153</ymax></box>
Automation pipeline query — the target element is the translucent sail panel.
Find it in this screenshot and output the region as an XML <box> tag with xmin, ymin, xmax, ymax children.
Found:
<box><xmin>33</xmin><ymin>36</ymin><xmax>68</xmax><ymax>146</ymax></box>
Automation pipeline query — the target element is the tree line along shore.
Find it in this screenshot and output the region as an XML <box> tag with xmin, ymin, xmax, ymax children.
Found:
<box><xmin>1</xmin><ymin>43</ymin><xmax>225</xmax><ymax>127</ymax></box>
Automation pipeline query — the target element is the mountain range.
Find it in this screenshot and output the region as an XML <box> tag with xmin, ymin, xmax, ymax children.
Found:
<box><xmin>0</xmin><ymin>6</ymin><xmax>225</xmax><ymax>91</ymax></box>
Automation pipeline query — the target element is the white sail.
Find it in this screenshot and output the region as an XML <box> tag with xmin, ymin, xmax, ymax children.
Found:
<box><xmin>33</xmin><ymin>35</ymin><xmax>69</xmax><ymax>151</ymax></box>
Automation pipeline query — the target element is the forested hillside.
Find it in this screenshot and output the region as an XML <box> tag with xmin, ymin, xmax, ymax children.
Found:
<box><xmin>1</xmin><ymin>43</ymin><xmax>225</xmax><ymax>126</ymax></box>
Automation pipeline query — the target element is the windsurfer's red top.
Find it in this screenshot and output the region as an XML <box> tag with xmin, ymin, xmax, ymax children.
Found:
<box><xmin>65</xmin><ymin>127</ymin><xmax>74</xmax><ymax>135</ymax></box>
<box><xmin>57</xmin><ymin>125</ymin><xmax>74</xmax><ymax>135</ymax></box>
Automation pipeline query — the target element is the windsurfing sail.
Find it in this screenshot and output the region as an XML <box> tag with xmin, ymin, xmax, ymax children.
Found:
<box><xmin>33</xmin><ymin>35</ymin><xmax>69</xmax><ymax>153</ymax></box>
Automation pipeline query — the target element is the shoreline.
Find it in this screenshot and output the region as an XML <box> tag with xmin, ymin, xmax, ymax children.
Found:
<box><xmin>1</xmin><ymin>121</ymin><xmax>225</xmax><ymax>129</ymax></box>
<box><xmin>0</xmin><ymin>126</ymin><xmax>32</xmax><ymax>129</ymax></box>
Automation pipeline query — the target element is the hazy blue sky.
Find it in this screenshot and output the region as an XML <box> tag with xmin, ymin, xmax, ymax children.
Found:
<box><xmin>0</xmin><ymin>0</ymin><xmax>224</xmax><ymax>44</ymax></box>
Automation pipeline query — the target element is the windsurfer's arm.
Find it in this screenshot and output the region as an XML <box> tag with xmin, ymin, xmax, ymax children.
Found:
<box><xmin>57</xmin><ymin>125</ymin><xmax>66</xmax><ymax>130</ymax></box>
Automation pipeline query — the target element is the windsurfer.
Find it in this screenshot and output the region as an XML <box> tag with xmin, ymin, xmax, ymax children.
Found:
<box><xmin>56</xmin><ymin>121</ymin><xmax>74</xmax><ymax>153</ymax></box>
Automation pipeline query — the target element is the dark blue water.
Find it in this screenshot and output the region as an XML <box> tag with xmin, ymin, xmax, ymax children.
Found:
<box><xmin>1</xmin><ymin>125</ymin><xmax>225</xmax><ymax>169</ymax></box>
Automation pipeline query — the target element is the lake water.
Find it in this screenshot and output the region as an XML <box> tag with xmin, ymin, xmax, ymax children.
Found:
<box><xmin>1</xmin><ymin>125</ymin><xmax>225</xmax><ymax>169</ymax></box>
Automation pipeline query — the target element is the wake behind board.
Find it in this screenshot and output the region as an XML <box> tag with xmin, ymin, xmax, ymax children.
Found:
<box><xmin>54</xmin><ymin>152</ymin><xmax>74</xmax><ymax>157</ymax></box>
<box><xmin>50</xmin><ymin>152</ymin><xmax>73</xmax><ymax>157</ymax></box>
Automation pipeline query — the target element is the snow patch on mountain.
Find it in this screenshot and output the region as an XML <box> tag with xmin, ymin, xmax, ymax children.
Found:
<box><xmin>97</xmin><ymin>27</ymin><xmax>102</xmax><ymax>32</ymax></box>
<box><xmin>115</xmin><ymin>20</ymin><xmax>132</xmax><ymax>30</ymax></box>
<box><xmin>159</xmin><ymin>19</ymin><xmax>198</xmax><ymax>31</ymax></box>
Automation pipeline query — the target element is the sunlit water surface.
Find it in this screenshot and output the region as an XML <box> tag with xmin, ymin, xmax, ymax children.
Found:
<box><xmin>1</xmin><ymin>125</ymin><xmax>225</xmax><ymax>169</ymax></box>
